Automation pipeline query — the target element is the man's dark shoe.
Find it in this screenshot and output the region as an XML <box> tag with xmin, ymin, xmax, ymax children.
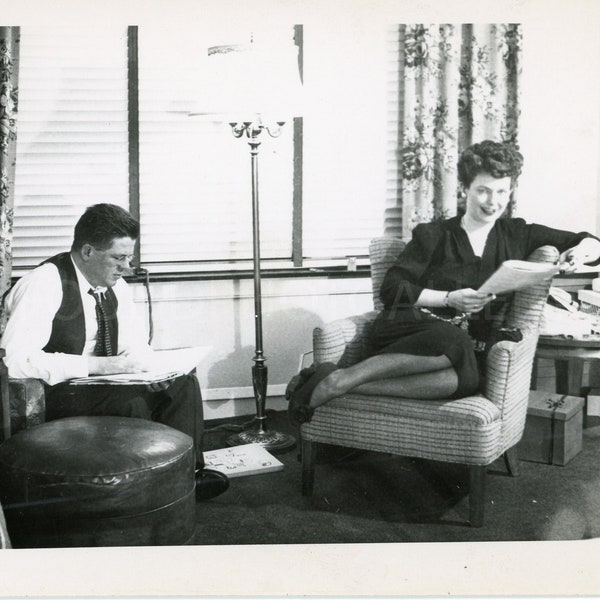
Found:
<box><xmin>195</xmin><ymin>468</ymin><xmax>229</xmax><ymax>501</ymax></box>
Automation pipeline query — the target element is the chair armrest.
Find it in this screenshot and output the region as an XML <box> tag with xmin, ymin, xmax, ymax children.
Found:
<box><xmin>527</xmin><ymin>244</ymin><xmax>560</xmax><ymax>264</ymax></box>
<box><xmin>313</xmin><ymin>311</ymin><xmax>379</xmax><ymax>367</ymax></box>
<box><xmin>488</xmin><ymin>244</ymin><xmax>558</xmax><ymax>399</ymax></box>
<box><xmin>504</xmin><ymin>245</ymin><xmax>559</xmax><ymax>330</ymax></box>
<box><xmin>7</xmin><ymin>378</ymin><xmax>46</xmax><ymax>435</ymax></box>
<box><xmin>485</xmin><ymin>327</ymin><xmax>540</xmax><ymax>448</ymax></box>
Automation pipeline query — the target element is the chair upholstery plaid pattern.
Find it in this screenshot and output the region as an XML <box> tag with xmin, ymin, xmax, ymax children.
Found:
<box><xmin>301</xmin><ymin>237</ymin><xmax>558</xmax><ymax>525</ymax></box>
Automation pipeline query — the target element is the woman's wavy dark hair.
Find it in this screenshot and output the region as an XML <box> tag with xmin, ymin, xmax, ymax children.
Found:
<box><xmin>457</xmin><ymin>140</ymin><xmax>524</xmax><ymax>189</ymax></box>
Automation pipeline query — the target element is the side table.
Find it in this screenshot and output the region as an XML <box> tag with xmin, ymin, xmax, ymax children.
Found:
<box><xmin>535</xmin><ymin>334</ymin><xmax>600</xmax><ymax>396</ymax></box>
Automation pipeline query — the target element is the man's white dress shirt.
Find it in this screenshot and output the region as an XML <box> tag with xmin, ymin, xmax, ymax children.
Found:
<box><xmin>1</xmin><ymin>256</ymin><xmax>151</xmax><ymax>385</ymax></box>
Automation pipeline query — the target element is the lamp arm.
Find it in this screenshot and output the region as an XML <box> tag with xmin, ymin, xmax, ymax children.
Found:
<box><xmin>229</xmin><ymin>121</ymin><xmax>287</xmax><ymax>140</ymax></box>
<box><xmin>263</xmin><ymin>122</ymin><xmax>286</xmax><ymax>137</ymax></box>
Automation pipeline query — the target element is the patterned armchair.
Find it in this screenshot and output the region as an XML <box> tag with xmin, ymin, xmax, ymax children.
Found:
<box><xmin>0</xmin><ymin>349</ymin><xmax>45</xmax><ymax>548</ymax></box>
<box><xmin>0</xmin><ymin>357</ymin><xmax>45</xmax><ymax>442</ymax></box>
<box><xmin>300</xmin><ymin>237</ymin><xmax>558</xmax><ymax>527</ymax></box>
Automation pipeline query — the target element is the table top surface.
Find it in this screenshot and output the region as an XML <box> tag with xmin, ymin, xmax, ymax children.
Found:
<box><xmin>537</xmin><ymin>335</ymin><xmax>600</xmax><ymax>364</ymax></box>
<box><xmin>538</xmin><ymin>335</ymin><xmax>600</xmax><ymax>349</ymax></box>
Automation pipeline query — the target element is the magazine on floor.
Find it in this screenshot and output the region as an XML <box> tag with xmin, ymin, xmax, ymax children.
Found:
<box><xmin>202</xmin><ymin>443</ymin><xmax>284</xmax><ymax>478</ymax></box>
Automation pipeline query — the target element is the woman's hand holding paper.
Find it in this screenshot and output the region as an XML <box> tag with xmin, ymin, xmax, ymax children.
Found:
<box><xmin>447</xmin><ymin>289</ymin><xmax>495</xmax><ymax>314</ymax></box>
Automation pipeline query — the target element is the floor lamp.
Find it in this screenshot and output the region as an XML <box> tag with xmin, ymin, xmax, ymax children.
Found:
<box><xmin>195</xmin><ymin>41</ymin><xmax>302</xmax><ymax>452</ymax></box>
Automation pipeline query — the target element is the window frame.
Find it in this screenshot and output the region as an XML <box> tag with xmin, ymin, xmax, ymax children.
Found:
<box><xmin>12</xmin><ymin>24</ymin><xmax>383</xmax><ymax>279</ymax></box>
<box><xmin>127</xmin><ymin>25</ymin><xmax>315</xmax><ymax>278</ymax></box>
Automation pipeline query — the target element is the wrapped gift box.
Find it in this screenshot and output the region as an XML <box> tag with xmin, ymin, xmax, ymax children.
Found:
<box><xmin>518</xmin><ymin>391</ymin><xmax>584</xmax><ymax>466</ymax></box>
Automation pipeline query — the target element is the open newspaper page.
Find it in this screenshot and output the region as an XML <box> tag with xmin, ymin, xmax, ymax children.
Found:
<box><xmin>70</xmin><ymin>346</ymin><xmax>210</xmax><ymax>385</ymax></box>
<box><xmin>478</xmin><ymin>260</ymin><xmax>559</xmax><ymax>295</ymax></box>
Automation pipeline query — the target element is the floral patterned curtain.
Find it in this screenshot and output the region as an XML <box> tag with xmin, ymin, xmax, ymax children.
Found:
<box><xmin>398</xmin><ymin>23</ymin><xmax>522</xmax><ymax>239</ymax></box>
<box><xmin>0</xmin><ymin>27</ymin><xmax>18</xmax><ymax>320</ymax></box>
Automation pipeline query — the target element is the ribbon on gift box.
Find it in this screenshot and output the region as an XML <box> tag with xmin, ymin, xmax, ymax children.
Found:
<box><xmin>545</xmin><ymin>395</ymin><xmax>566</xmax><ymax>464</ymax></box>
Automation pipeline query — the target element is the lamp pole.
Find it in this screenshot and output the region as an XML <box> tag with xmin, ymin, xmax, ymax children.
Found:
<box><xmin>226</xmin><ymin>121</ymin><xmax>296</xmax><ymax>452</ymax></box>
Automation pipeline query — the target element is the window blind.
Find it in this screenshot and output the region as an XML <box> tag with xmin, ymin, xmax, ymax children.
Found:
<box><xmin>384</xmin><ymin>25</ymin><xmax>403</xmax><ymax>240</ymax></box>
<box><xmin>11</xmin><ymin>24</ymin><xmax>398</xmax><ymax>272</ymax></box>
<box><xmin>137</xmin><ymin>27</ymin><xmax>295</xmax><ymax>267</ymax></box>
<box><xmin>12</xmin><ymin>27</ymin><xmax>130</xmax><ymax>270</ymax></box>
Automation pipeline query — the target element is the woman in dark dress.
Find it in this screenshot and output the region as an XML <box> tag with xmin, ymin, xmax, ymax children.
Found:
<box><xmin>288</xmin><ymin>140</ymin><xmax>600</xmax><ymax>424</ymax></box>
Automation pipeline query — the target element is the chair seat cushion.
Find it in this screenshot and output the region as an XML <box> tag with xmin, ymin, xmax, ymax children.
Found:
<box><xmin>301</xmin><ymin>393</ymin><xmax>504</xmax><ymax>465</ymax></box>
<box><xmin>318</xmin><ymin>393</ymin><xmax>501</xmax><ymax>423</ymax></box>
<box><xmin>0</xmin><ymin>416</ymin><xmax>196</xmax><ymax>547</ymax></box>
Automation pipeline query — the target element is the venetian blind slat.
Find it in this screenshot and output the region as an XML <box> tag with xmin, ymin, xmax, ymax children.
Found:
<box><xmin>13</xmin><ymin>26</ymin><xmax>129</xmax><ymax>270</ymax></box>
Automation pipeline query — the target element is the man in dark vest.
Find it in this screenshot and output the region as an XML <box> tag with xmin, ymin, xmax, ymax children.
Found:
<box><xmin>1</xmin><ymin>203</ymin><xmax>228</xmax><ymax>501</ymax></box>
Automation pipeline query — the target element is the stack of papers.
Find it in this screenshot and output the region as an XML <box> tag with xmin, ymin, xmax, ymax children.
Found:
<box><xmin>70</xmin><ymin>346</ymin><xmax>209</xmax><ymax>385</ymax></box>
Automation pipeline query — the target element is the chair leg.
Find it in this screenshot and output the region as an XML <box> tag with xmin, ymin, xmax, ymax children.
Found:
<box><xmin>503</xmin><ymin>446</ymin><xmax>520</xmax><ymax>477</ymax></box>
<box><xmin>301</xmin><ymin>438</ymin><xmax>316</xmax><ymax>497</ymax></box>
<box><xmin>469</xmin><ymin>465</ymin><xmax>487</xmax><ymax>528</ymax></box>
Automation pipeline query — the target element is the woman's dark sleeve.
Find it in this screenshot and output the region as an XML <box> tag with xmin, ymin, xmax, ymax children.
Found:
<box><xmin>379</xmin><ymin>223</ymin><xmax>441</xmax><ymax>309</ymax></box>
<box><xmin>523</xmin><ymin>221</ymin><xmax>600</xmax><ymax>257</ymax></box>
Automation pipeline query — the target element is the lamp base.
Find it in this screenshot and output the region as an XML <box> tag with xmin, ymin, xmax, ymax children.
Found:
<box><xmin>226</xmin><ymin>427</ymin><xmax>296</xmax><ymax>453</ymax></box>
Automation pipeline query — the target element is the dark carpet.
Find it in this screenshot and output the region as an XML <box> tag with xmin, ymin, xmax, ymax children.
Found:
<box><xmin>194</xmin><ymin>410</ymin><xmax>600</xmax><ymax>545</ymax></box>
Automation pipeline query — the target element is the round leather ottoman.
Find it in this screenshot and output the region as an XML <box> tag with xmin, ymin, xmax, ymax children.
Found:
<box><xmin>0</xmin><ymin>416</ymin><xmax>196</xmax><ymax>548</ymax></box>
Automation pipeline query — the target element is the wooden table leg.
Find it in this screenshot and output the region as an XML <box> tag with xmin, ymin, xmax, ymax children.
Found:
<box><xmin>555</xmin><ymin>358</ymin><xmax>585</xmax><ymax>396</ymax></box>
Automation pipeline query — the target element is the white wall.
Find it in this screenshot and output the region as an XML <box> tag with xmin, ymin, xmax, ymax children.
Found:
<box><xmin>130</xmin><ymin>276</ymin><xmax>373</xmax><ymax>419</ymax></box>
<box><xmin>517</xmin><ymin>3</ymin><xmax>600</xmax><ymax>233</ymax></box>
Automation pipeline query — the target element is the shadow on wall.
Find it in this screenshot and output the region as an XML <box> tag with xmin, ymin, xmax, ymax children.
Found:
<box><xmin>206</xmin><ymin>307</ymin><xmax>323</xmax><ymax>389</ymax></box>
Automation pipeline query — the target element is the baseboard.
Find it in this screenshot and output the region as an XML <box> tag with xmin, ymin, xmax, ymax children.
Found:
<box><xmin>203</xmin><ymin>383</ymin><xmax>287</xmax><ymax>402</ymax></box>
<box><xmin>203</xmin><ymin>384</ymin><xmax>288</xmax><ymax>421</ymax></box>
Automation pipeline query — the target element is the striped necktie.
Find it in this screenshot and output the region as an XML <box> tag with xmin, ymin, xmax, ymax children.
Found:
<box><xmin>88</xmin><ymin>288</ymin><xmax>114</xmax><ymax>356</ymax></box>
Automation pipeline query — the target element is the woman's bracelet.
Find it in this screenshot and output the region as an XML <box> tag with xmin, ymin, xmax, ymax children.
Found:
<box><xmin>443</xmin><ymin>291</ymin><xmax>451</xmax><ymax>307</ymax></box>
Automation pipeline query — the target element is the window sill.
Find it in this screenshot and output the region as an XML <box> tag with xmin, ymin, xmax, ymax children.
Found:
<box><xmin>125</xmin><ymin>264</ymin><xmax>371</xmax><ymax>284</ymax></box>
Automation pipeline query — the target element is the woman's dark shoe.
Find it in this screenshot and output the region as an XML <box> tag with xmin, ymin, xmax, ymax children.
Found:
<box><xmin>285</xmin><ymin>365</ymin><xmax>317</xmax><ymax>400</ymax></box>
<box><xmin>195</xmin><ymin>468</ymin><xmax>229</xmax><ymax>501</ymax></box>
<box><xmin>287</xmin><ymin>362</ymin><xmax>338</xmax><ymax>427</ymax></box>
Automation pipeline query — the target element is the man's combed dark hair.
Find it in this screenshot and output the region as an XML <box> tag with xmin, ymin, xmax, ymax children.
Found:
<box><xmin>457</xmin><ymin>140</ymin><xmax>524</xmax><ymax>188</ymax></box>
<box><xmin>72</xmin><ymin>203</ymin><xmax>140</xmax><ymax>251</ymax></box>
